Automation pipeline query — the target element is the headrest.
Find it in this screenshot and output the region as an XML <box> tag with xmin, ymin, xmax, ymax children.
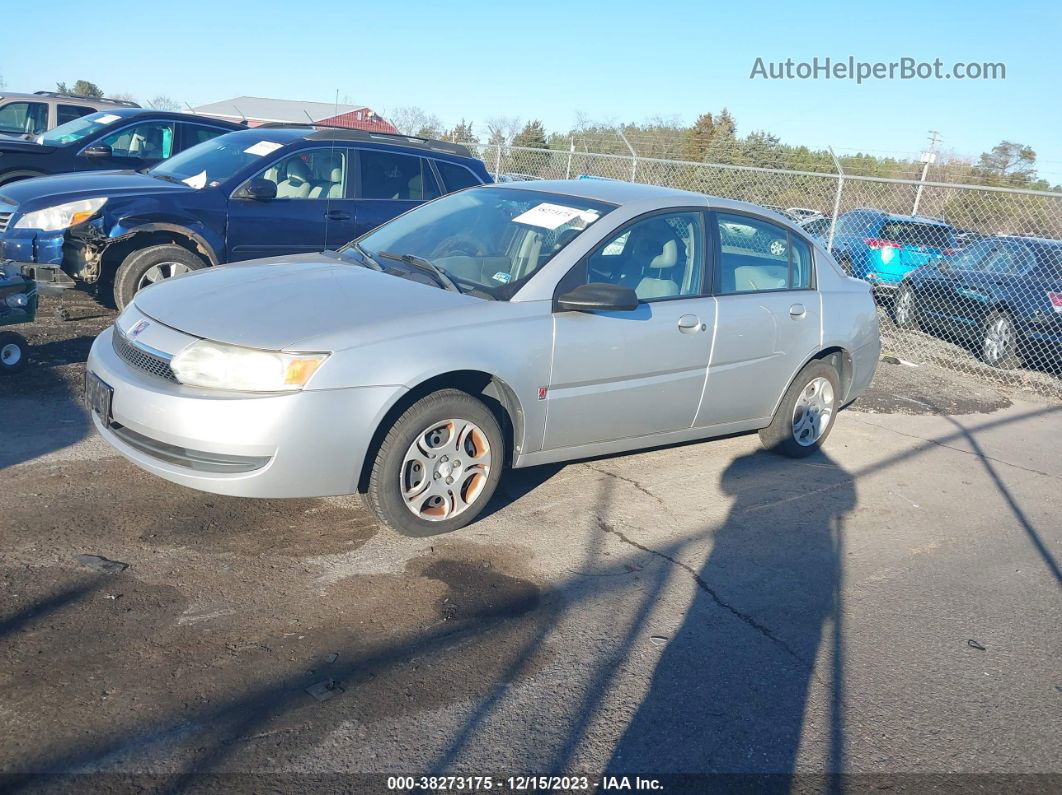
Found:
<box><xmin>329</xmin><ymin>167</ymin><xmax>342</xmax><ymax>182</ymax></box>
<box><xmin>631</xmin><ymin>224</ymin><xmax>680</xmax><ymax>270</ymax></box>
<box><xmin>286</xmin><ymin>159</ymin><xmax>312</xmax><ymax>183</ymax></box>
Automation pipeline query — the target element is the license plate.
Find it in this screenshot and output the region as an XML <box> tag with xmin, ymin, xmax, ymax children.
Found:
<box><xmin>84</xmin><ymin>371</ymin><xmax>113</xmax><ymax>421</ymax></box>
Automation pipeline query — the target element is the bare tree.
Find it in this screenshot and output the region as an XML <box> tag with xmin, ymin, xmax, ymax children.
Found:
<box><xmin>386</xmin><ymin>106</ymin><xmax>442</xmax><ymax>137</ymax></box>
<box><xmin>109</xmin><ymin>91</ymin><xmax>139</xmax><ymax>104</ymax></box>
<box><xmin>148</xmin><ymin>95</ymin><xmax>181</xmax><ymax>111</ymax></box>
<box><xmin>484</xmin><ymin>115</ymin><xmax>521</xmax><ymax>146</ymax></box>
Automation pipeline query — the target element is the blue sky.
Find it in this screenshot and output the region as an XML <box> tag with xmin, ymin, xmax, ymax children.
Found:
<box><xmin>3</xmin><ymin>0</ymin><xmax>1060</xmax><ymax>182</ymax></box>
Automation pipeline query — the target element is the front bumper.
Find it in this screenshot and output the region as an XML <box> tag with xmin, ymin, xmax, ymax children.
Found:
<box><xmin>87</xmin><ymin>326</ymin><xmax>405</xmax><ymax>498</ymax></box>
<box><xmin>0</xmin><ymin>228</ymin><xmax>65</xmax><ymax>266</ymax></box>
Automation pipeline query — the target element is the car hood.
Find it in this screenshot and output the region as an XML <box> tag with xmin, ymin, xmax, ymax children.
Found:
<box><xmin>133</xmin><ymin>254</ymin><xmax>483</xmax><ymax>351</ymax></box>
<box><xmin>0</xmin><ymin>169</ymin><xmax>188</xmax><ymax>206</ymax></box>
<box><xmin>0</xmin><ymin>135</ymin><xmax>56</xmax><ymax>154</ymax></box>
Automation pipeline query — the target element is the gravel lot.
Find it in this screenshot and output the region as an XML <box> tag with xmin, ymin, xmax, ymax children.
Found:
<box><xmin>1</xmin><ymin>291</ymin><xmax>1060</xmax><ymax>792</ymax></box>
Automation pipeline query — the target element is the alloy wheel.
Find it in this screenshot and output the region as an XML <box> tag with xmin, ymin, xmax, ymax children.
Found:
<box><xmin>136</xmin><ymin>261</ymin><xmax>193</xmax><ymax>291</ymax></box>
<box><xmin>982</xmin><ymin>315</ymin><xmax>1012</xmax><ymax>365</ymax></box>
<box><xmin>792</xmin><ymin>377</ymin><xmax>835</xmax><ymax>447</ymax></box>
<box><xmin>1</xmin><ymin>342</ymin><xmax>22</xmax><ymax>367</ymax></box>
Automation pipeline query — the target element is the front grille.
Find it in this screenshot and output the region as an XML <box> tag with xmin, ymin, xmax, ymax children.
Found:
<box><xmin>0</xmin><ymin>212</ymin><xmax>11</xmax><ymax>234</ymax></box>
<box><xmin>112</xmin><ymin>328</ymin><xmax>178</xmax><ymax>382</ymax></box>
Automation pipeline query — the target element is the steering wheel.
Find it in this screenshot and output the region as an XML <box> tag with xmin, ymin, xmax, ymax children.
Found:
<box><xmin>431</xmin><ymin>235</ymin><xmax>487</xmax><ymax>258</ymax></box>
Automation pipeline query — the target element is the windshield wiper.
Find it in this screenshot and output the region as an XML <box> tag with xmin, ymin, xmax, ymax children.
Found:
<box><xmin>149</xmin><ymin>173</ymin><xmax>185</xmax><ymax>185</ymax></box>
<box><xmin>333</xmin><ymin>243</ymin><xmax>384</xmax><ymax>271</ymax></box>
<box><xmin>377</xmin><ymin>251</ymin><xmax>461</xmax><ymax>292</ymax></box>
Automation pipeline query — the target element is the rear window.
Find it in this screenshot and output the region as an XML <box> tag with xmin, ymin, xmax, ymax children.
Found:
<box><xmin>435</xmin><ymin>160</ymin><xmax>482</xmax><ymax>192</ymax></box>
<box><xmin>879</xmin><ymin>222</ymin><xmax>954</xmax><ymax>249</ymax></box>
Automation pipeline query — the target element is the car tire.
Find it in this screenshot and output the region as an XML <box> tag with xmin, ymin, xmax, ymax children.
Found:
<box><xmin>0</xmin><ymin>331</ymin><xmax>29</xmax><ymax>374</ymax></box>
<box><xmin>759</xmin><ymin>360</ymin><xmax>840</xmax><ymax>458</ymax></box>
<box><xmin>364</xmin><ymin>389</ymin><xmax>505</xmax><ymax>536</ymax></box>
<box><xmin>894</xmin><ymin>283</ymin><xmax>920</xmax><ymax>330</ymax></box>
<box><xmin>980</xmin><ymin>309</ymin><xmax>1021</xmax><ymax>370</ymax></box>
<box><xmin>113</xmin><ymin>244</ymin><xmax>207</xmax><ymax>311</ymax></box>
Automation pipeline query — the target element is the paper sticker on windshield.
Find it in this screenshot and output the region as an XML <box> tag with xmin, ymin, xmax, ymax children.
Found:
<box><xmin>492</xmin><ymin>271</ymin><xmax>512</xmax><ymax>283</ymax></box>
<box><xmin>95</xmin><ymin>113</ymin><xmax>121</xmax><ymax>124</ymax></box>
<box><xmin>182</xmin><ymin>170</ymin><xmax>207</xmax><ymax>189</ymax></box>
<box><xmin>243</xmin><ymin>140</ymin><xmax>283</xmax><ymax>157</ymax></box>
<box><xmin>513</xmin><ymin>203</ymin><xmax>599</xmax><ymax>230</ymax></box>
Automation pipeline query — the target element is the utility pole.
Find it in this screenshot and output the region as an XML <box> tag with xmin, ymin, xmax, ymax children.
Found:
<box><xmin>912</xmin><ymin>130</ymin><xmax>941</xmax><ymax>216</ymax></box>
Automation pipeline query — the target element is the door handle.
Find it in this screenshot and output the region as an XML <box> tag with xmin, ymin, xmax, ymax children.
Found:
<box><xmin>789</xmin><ymin>303</ymin><xmax>807</xmax><ymax>318</ymax></box>
<box><xmin>325</xmin><ymin>210</ymin><xmax>351</xmax><ymax>220</ymax></box>
<box><xmin>677</xmin><ymin>314</ymin><xmax>701</xmax><ymax>333</ymax></box>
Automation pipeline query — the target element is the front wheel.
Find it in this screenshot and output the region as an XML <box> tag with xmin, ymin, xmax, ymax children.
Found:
<box><xmin>113</xmin><ymin>244</ymin><xmax>207</xmax><ymax>311</ymax></box>
<box><xmin>759</xmin><ymin>360</ymin><xmax>840</xmax><ymax>457</ymax></box>
<box><xmin>0</xmin><ymin>331</ymin><xmax>29</xmax><ymax>374</ymax></box>
<box><xmin>364</xmin><ymin>389</ymin><xmax>504</xmax><ymax>535</ymax></box>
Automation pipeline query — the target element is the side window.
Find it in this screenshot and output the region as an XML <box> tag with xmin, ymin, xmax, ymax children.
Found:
<box><xmin>99</xmin><ymin>121</ymin><xmax>176</xmax><ymax>160</ymax></box>
<box><xmin>716</xmin><ymin>213</ymin><xmax>794</xmax><ymax>294</ymax></box>
<box><xmin>434</xmin><ymin>160</ymin><xmax>481</xmax><ymax>192</ymax></box>
<box><xmin>582</xmin><ymin>212</ymin><xmax>705</xmax><ymax>302</ymax></box>
<box><xmin>58</xmin><ymin>104</ymin><xmax>94</xmax><ymax>125</ymax></box>
<box><xmin>789</xmin><ymin>235</ymin><xmax>813</xmax><ymax>289</ymax></box>
<box><xmin>0</xmin><ymin>101</ymin><xmax>49</xmax><ymax>135</ymax></box>
<box><xmin>982</xmin><ymin>243</ymin><xmax>1037</xmax><ymax>276</ymax></box>
<box><xmin>359</xmin><ymin>150</ymin><xmax>439</xmax><ymax>200</ymax></box>
<box><xmin>184</xmin><ymin>124</ymin><xmax>228</xmax><ymax>148</ymax></box>
<box><xmin>257</xmin><ymin>149</ymin><xmax>348</xmax><ymax>200</ymax></box>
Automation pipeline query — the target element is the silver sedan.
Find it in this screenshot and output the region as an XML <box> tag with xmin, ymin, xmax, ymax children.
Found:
<box><xmin>85</xmin><ymin>180</ymin><xmax>880</xmax><ymax>534</ymax></box>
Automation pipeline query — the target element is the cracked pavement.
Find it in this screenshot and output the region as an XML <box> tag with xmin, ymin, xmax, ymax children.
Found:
<box><xmin>1</xmin><ymin>294</ymin><xmax>1060</xmax><ymax>785</ymax></box>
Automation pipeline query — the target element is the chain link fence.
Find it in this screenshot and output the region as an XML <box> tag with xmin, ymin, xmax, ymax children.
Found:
<box><xmin>471</xmin><ymin>142</ymin><xmax>1062</xmax><ymax>400</ymax></box>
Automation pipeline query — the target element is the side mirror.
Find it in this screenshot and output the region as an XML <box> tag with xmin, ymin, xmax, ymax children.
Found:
<box><xmin>81</xmin><ymin>144</ymin><xmax>112</xmax><ymax>158</ymax></box>
<box><xmin>241</xmin><ymin>177</ymin><xmax>277</xmax><ymax>201</ymax></box>
<box><xmin>555</xmin><ymin>282</ymin><xmax>639</xmax><ymax>313</ymax></box>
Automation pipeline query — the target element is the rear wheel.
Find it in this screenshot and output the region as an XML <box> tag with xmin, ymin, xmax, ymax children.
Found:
<box><xmin>0</xmin><ymin>331</ymin><xmax>29</xmax><ymax>374</ymax></box>
<box><xmin>759</xmin><ymin>360</ymin><xmax>840</xmax><ymax>457</ymax></box>
<box><xmin>364</xmin><ymin>389</ymin><xmax>504</xmax><ymax>536</ymax></box>
<box><xmin>980</xmin><ymin>310</ymin><xmax>1021</xmax><ymax>369</ymax></box>
<box><xmin>113</xmin><ymin>244</ymin><xmax>207</xmax><ymax>311</ymax></box>
<box><xmin>894</xmin><ymin>283</ymin><xmax>920</xmax><ymax>330</ymax></box>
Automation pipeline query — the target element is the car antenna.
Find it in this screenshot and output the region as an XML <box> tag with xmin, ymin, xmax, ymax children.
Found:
<box><xmin>233</xmin><ymin>105</ymin><xmax>248</xmax><ymax>126</ymax></box>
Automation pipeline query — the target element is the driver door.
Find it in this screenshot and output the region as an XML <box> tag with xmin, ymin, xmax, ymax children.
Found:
<box><xmin>543</xmin><ymin>211</ymin><xmax>716</xmax><ymax>450</ymax></box>
<box><xmin>77</xmin><ymin>120</ymin><xmax>176</xmax><ymax>171</ymax></box>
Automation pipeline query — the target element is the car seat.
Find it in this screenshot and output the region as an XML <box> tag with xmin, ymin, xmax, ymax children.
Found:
<box><xmin>276</xmin><ymin>159</ymin><xmax>314</xmax><ymax>198</ymax></box>
<box><xmin>629</xmin><ymin>222</ymin><xmax>684</xmax><ymax>298</ymax></box>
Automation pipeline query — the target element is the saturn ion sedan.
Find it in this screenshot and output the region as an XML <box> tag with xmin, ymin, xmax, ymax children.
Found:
<box><xmin>85</xmin><ymin>180</ymin><xmax>880</xmax><ymax>535</ymax></box>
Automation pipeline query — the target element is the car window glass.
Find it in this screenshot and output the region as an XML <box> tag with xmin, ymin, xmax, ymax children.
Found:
<box><xmin>100</xmin><ymin>121</ymin><xmax>175</xmax><ymax>160</ymax></box>
<box><xmin>434</xmin><ymin>160</ymin><xmax>480</xmax><ymax>192</ymax></box>
<box><xmin>185</xmin><ymin>124</ymin><xmax>228</xmax><ymax>148</ymax></box>
<box><xmin>981</xmin><ymin>243</ymin><xmax>1036</xmax><ymax>276</ymax></box>
<box><xmin>584</xmin><ymin>212</ymin><xmax>705</xmax><ymax>301</ymax></box>
<box><xmin>0</xmin><ymin>101</ymin><xmax>49</xmax><ymax>136</ymax></box>
<box><xmin>879</xmin><ymin>221</ymin><xmax>953</xmax><ymax>249</ymax></box>
<box><xmin>835</xmin><ymin>212</ymin><xmax>875</xmax><ymax>237</ymax></box>
<box><xmin>360</xmin><ymin>150</ymin><xmax>437</xmax><ymax>200</ymax></box>
<box><xmin>717</xmin><ymin>213</ymin><xmax>793</xmax><ymax>293</ymax></box>
<box><xmin>789</xmin><ymin>235</ymin><xmax>813</xmax><ymax>288</ymax></box>
<box><xmin>57</xmin><ymin>104</ymin><xmax>94</xmax><ymax>126</ymax></box>
<box><xmin>257</xmin><ymin>149</ymin><xmax>348</xmax><ymax>200</ymax></box>
<box><xmin>948</xmin><ymin>241</ymin><xmax>995</xmax><ymax>271</ymax></box>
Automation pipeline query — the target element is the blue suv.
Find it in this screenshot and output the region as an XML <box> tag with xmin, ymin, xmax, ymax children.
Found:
<box><xmin>0</xmin><ymin>126</ymin><xmax>491</xmax><ymax>307</ymax></box>
<box><xmin>829</xmin><ymin>209</ymin><xmax>957</xmax><ymax>292</ymax></box>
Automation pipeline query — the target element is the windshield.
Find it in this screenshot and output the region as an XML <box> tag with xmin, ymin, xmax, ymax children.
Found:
<box><xmin>343</xmin><ymin>187</ymin><xmax>615</xmax><ymax>299</ymax></box>
<box><xmin>37</xmin><ymin>111</ymin><xmax>125</xmax><ymax>146</ymax></box>
<box><xmin>148</xmin><ymin>130</ymin><xmax>290</xmax><ymax>188</ymax></box>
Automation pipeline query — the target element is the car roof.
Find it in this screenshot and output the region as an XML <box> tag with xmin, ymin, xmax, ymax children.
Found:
<box><xmin>85</xmin><ymin>107</ymin><xmax>243</xmax><ymax>126</ymax></box>
<box><xmin>485</xmin><ymin>178</ymin><xmax>709</xmax><ymax>205</ymax></box>
<box><xmin>994</xmin><ymin>234</ymin><xmax>1062</xmax><ymax>248</ymax></box>
<box><xmin>848</xmin><ymin>207</ymin><xmax>954</xmax><ymax>227</ymax></box>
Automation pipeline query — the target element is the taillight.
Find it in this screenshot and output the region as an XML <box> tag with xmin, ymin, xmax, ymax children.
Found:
<box><xmin>1048</xmin><ymin>291</ymin><xmax>1062</xmax><ymax>313</ymax></box>
<box><xmin>864</xmin><ymin>238</ymin><xmax>902</xmax><ymax>250</ymax></box>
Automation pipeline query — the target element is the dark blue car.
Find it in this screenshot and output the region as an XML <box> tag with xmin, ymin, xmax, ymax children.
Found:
<box><xmin>0</xmin><ymin>126</ymin><xmax>490</xmax><ymax>307</ymax></box>
<box><xmin>0</xmin><ymin>108</ymin><xmax>241</xmax><ymax>186</ymax></box>
<box><xmin>829</xmin><ymin>209</ymin><xmax>957</xmax><ymax>291</ymax></box>
<box><xmin>894</xmin><ymin>235</ymin><xmax>1062</xmax><ymax>368</ymax></box>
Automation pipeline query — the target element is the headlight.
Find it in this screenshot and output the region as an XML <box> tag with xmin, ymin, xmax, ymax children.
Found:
<box><xmin>170</xmin><ymin>339</ymin><xmax>328</xmax><ymax>392</ymax></box>
<box><xmin>14</xmin><ymin>197</ymin><xmax>107</xmax><ymax>231</ymax></box>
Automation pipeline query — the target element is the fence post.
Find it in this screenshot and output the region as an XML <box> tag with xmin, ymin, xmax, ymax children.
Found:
<box><xmin>566</xmin><ymin>137</ymin><xmax>573</xmax><ymax>180</ymax></box>
<box><xmin>827</xmin><ymin>146</ymin><xmax>844</xmax><ymax>253</ymax></box>
<box><xmin>618</xmin><ymin>128</ymin><xmax>637</xmax><ymax>182</ymax></box>
<box><xmin>494</xmin><ymin>142</ymin><xmax>502</xmax><ymax>179</ymax></box>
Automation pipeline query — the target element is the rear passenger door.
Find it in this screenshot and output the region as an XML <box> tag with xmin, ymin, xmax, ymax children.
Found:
<box><xmin>696</xmin><ymin>211</ymin><xmax>822</xmax><ymax>427</ymax></box>
<box><xmin>352</xmin><ymin>148</ymin><xmax>442</xmax><ymax>237</ymax></box>
<box><xmin>226</xmin><ymin>146</ymin><xmax>358</xmax><ymax>261</ymax></box>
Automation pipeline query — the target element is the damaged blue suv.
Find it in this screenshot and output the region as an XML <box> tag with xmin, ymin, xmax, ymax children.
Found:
<box><xmin>0</xmin><ymin>126</ymin><xmax>490</xmax><ymax>308</ymax></box>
